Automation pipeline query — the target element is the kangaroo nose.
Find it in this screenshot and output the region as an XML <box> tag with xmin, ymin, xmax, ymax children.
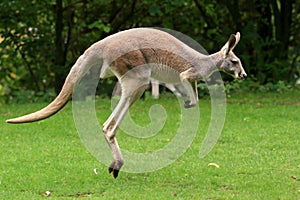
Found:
<box><xmin>239</xmin><ymin>72</ymin><xmax>247</xmax><ymax>79</ymax></box>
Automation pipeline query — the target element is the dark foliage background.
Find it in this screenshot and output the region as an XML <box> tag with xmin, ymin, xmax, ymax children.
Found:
<box><xmin>0</xmin><ymin>0</ymin><xmax>299</xmax><ymax>103</ymax></box>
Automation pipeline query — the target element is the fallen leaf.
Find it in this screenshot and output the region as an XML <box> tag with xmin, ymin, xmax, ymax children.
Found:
<box><xmin>41</xmin><ymin>191</ymin><xmax>51</xmax><ymax>197</ymax></box>
<box><xmin>208</xmin><ymin>163</ymin><xmax>220</xmax><ymax>168</ymax></box>
<box><xmin>93</xmin><ymin>168</ymin><xmax>98</xmax><ymax>175</ymax></box>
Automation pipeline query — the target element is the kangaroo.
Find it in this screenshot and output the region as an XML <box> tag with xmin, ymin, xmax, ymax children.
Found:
<box><xmin>6</xmin><ymin>28</ymin><xmax>246</xmax><ymax>178</ymax></box>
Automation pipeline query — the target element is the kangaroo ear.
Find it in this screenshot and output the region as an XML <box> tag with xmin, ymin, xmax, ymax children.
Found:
<box><xmin>221</xmin><ymin>32</ymin><xmax>240</xmax><ymax>57</ymax></box>
<box><xmin>234</xmin><ymin>32</ymin><xmax>240</xmax><ymax>45</ymax></box>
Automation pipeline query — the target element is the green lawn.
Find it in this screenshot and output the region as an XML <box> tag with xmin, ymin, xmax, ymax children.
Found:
<box><xmin>1</xmin><ymin>91</ymin><xmax>300</xmax><ymax>199</ymax></box>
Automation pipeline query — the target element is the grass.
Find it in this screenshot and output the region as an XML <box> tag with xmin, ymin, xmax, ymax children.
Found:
<box><xmin>1</xmin><ymin>91</ymin><xmax>300</xmax><ymax>199</ymax></box>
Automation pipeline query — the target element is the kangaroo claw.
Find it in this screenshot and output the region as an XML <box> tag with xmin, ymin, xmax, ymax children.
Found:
<box><xmin>184</xmin><ymin>100</ymin><xmax>195</xmax><ymax>108</ymax></box>
<box><xmin>108</xmin><ymin>160</ymin><xmax>123</xmax><ymax>178</ymax></box>
<box><xmin>109</xmin><ymin>167</ymin><xmax>120</xmax><ymax>178</ymax></box>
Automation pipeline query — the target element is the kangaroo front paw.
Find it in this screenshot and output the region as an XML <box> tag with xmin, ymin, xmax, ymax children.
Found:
<box><xmin>108</xmin><ymin>160</ymin><xmax>123</xmax><ymax>178</ymax></box>
<box><xmin>184</xmin><ymin>100</ymin><xmax>196</xmax><ymax>108</ymax></box>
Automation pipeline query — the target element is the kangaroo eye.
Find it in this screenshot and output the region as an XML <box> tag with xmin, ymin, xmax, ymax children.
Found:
<box><xmin>231</xmin><ymin>60</ymin><xmax>238</xmax><ymax>64</ymax></box>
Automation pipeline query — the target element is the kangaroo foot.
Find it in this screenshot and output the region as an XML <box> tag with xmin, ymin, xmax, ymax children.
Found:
<box><xmin>108</xmin><ymin>160</ymin><xmax>124</xmax><ymax>178</ymax></box>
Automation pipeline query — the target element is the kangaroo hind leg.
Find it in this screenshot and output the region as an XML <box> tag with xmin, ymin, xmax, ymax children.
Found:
<box><xmin>103</xmin><ymin>67</ymin><xmax>150</xmax><ymax>178</ymax></box>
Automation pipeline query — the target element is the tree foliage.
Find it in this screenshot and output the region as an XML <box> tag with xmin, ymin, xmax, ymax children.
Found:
<box><xmin>0</xmin><ymin>0</ymin><xmax>299</xmax><ymax>103</ymax></box>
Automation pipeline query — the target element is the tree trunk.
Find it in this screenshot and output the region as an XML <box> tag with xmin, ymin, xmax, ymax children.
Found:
<box><xmin>271</xmin><ymin>0</ymin><xmax>294</xmax><ymax>60</ymax></box>
<box><xmin>54</xmin><ymin>0</ymin><xmax>65</xmax><ymax>94</ymax></box>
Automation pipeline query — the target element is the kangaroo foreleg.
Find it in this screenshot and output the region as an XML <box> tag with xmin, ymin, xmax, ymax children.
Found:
<box><xmin>180</xmin><ymin>68</ymin><xmax>201</xmax><ymax>108</ymax></box>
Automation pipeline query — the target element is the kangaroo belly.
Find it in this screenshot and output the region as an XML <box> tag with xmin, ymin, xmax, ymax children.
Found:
<box><xmin>150</xmin><ymin>64</ymin><xmax>181</xmax><ymax>83</ymax></box>
<box><xmin>109</xmin><ymin>48</ymin><xmax>194</xmax><ymax>83</ymax></box>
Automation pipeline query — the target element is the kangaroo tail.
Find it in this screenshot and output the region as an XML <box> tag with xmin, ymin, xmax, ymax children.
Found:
<box><xmin>6</xmin><ymin>48</ymin><xmax>103</xmax><ymax>124</ymax></box>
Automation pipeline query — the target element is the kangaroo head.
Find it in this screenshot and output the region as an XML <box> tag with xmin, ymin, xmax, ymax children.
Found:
<box><xmin>219</xmin><ymin>32</ymin><xmax>247</xmax><ymax>80</ymax></box>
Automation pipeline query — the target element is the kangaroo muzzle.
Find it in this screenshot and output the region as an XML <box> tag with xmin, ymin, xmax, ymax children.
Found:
<box><xmin>239</xmin><ymin>71</ymin><xmax>247</xmax><ymax>79</ymax></box>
